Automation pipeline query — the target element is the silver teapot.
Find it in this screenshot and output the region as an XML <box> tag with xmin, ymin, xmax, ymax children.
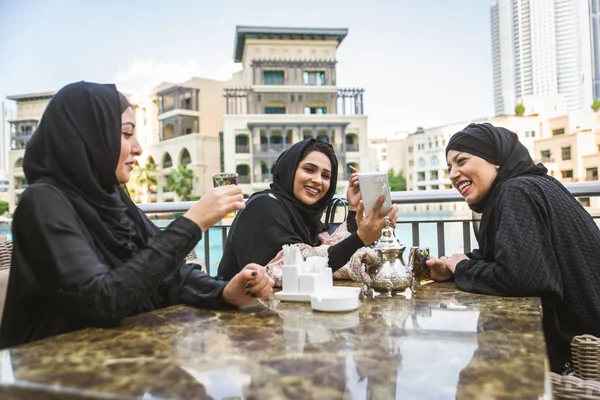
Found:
<box><xmin>362</xmin><ymin>217</ymin><xmax>421</xmax><ymax>297</ymax></box>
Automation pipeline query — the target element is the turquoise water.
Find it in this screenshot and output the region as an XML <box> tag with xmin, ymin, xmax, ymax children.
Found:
<box><xmin>0</xmin><ymin>212</ymin><xmax>477</xmax><ymax>277</ymax></box>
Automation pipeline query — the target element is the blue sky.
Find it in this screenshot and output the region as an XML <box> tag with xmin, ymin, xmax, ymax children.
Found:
<box><xmin>0</xmin><ymin>0</ymin><xmax>493</xmax><ymax>137</ymax></box>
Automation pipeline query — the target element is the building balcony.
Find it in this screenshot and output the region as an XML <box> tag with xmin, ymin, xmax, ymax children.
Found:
<box><xmin>535</xmin><ymin>158</ymin><xmax>555</xmax><ymax>163</ymax></box>
<box><xmin>253</xmin><ymin>143</ymin><xmax>287</xmax><ymax>154</ymax></box>
<box><xmin>236</xmin><ymin>145</ymin><xmax>250</xmax><ymax>153</ymax></box>
<box><xmin>157</xmin><ymin>87</ymin><xmax>199</xmax><ymax>114</ymax></box>
<box><xmin>224</xmin><ymin>87</ymin><xmax>365</xmax><ymax>116</ymax></box>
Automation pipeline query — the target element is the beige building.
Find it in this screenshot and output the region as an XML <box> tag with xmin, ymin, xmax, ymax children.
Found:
<box><xmin>221</xmin><ymin>26</ymin><xmax>375</xmax><ymax>194</ymax></box>
<box><xmin>6</xmin><ymin>91</ymin><xmax>55</xmax><ymax>212</ymax></box>
<box><xmin>133</xmin><ymin>77</ymin><xmax>228</xmax><ymax>203</ymax></box>
<box><xmin>380</xmin><ymin>111</ymin><xmax>600</xmax><ymax>211</ymax></box>
<box><xmin>5</xmin><ymin>77</ymin><xmax>228</xmax><ymax>210</ymax></box>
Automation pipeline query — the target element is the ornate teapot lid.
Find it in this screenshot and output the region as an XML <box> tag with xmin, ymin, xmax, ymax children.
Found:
<box><xmin>372</xmin><ymin>217</ymin><xmax>405</xmax><ymax>252</ymax></box>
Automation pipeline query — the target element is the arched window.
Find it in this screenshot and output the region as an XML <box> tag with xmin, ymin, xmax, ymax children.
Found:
<box><xmin>418</xmin><ymin>157</ymin><xmax>426</xmax><ymax>168</ymax></box>
<box><xmin>346</xmin><ymin>134</ymin><xmax>359</xmax><ymax>151</ymax></box>
<box><xmin>179</xmin><ymin>148</ymin><xmax>191</xmax><ymax>165</ymax></box>
<box><xmin>146</xmin><ymin>156</ymin><xmax>155</xmax><ymax>166</ymax></box>
<box><xmin>431</xmin><ymin>156</ymin><xmax>439</xmax><ymax>166</ymax></box>
<box><xmin>14</xmin><ymin>158</ymin><xmax>23</xmax><ymax>168</ymax></box>
<box><xmin>162</xmin><ymin>153</ymin><xmax>173</xmax><ymax>169</ymax></box>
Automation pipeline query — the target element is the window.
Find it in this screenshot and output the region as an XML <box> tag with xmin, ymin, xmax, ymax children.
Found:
<box><xmin>430</xmin><ymin>170</ymin><xmax>438</xmax><ymax>180</ymax></box>
<box><xmin>417</xmin><ymin>186</ymin><xmax>426</xmax><ymax>190</ymax></box>
<box><xmin>431</xmin><ymin>156</ymin><xmax>439</xmax><ymax>165</ymax></box>
<box><xmin>428</xmin><ymin>142</ymin><xmax>432</xmax><ymax>149</ymax></box>
<box><xmin>408</xmin><ymin>160</ymin><xmax>414</xmax><ymax>167</ymax></box>
<box><xmin>263</xmin><ymin>71</ymin><xmax>284</xmax><ymax>85</ymax></box>
<box><xmin>531</xmin><ymin>130</ymin><xmax>536</xmax><ymax>137</ymax></box>
<box><xmin>431</xmin><ymin>185</ymin><xmax>439</xmax><ymax>190</ymax></box>
<box><xmin>303</xmin><ymin>71</ymin><xmax>325</xmax><ymax>85</ymax></box>
<box><xmin>561</xmin><ymin>146</ymin><xmax>571</xmax><ymax>161</ymax></box>
<box><xmin>418</xmin><ymin>157</ymin><xmax>426</xmax><ymax>167</ymax></box>
<box><xmin>417</xmin><ymin>172</ymin><xmax>425</xmax><ymax>181</ymax></box>
<box><xmin>541</xmin><ymin>150</ymin><xmax>552</xmax><ymax>162</ymax></box>
<box><xmin>552</xmin><ymin>128</ymin><xmax>565</xmax><ymax>136</ymax></box>
<box><xmin>304</xmin><ymin>107</ymin><xmax>326</xmax><ymax>114</ymax></box>
<box><xmin>265</xmin><ymin>107</ymin><xmax>286</xmax><ymax>114</ymax></box>
<box><xmin>408</xmin><ymin>146</ymin><xmax>413</xmax><ymax>153</ymax></box>
<box><xmin>586</xmin><ymin>167</ymin><xmax>598</xmax><ymax>181</ymax></box>
<box><xmin>561</xmin><ymin>170</ymin><xmax>573</xmax><ymax>179</ymax></box>
<box><xmin>525</xmin><ymin>131</ymin><xmax>529</xmax><ymax>138</ymax></box>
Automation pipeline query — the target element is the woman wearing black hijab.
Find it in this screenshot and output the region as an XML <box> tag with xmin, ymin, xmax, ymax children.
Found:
<box><xmin>0</xmin><ymin>81</ymin><xmax>273</xmax><ymax>348</ymax></box>
<box><xmin>218</xmin><ymin>138</ymin><xmax>397</xmax><ymax>283</ymax></box>
<box><xmin>426</xmin><ymin>122</ymin><xmax>600</xmax><ymax>372</ymax></box>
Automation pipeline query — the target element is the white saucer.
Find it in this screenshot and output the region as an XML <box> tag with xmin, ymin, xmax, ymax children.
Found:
<box><xmin>310</xmin><ymin>287</ymin><xmax>361</xmax><ymax>312</ymax></box>
<box><xmin>274</xmin><ymin>291</ymin><xmax>312</xmax><ymax>302</ymax></box>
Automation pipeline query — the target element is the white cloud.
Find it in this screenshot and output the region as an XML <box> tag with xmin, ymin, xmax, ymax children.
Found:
<box><xmin>114</xmin><ymin>58</ymin><xmax>241</xmax><ymax>102</ymax></box>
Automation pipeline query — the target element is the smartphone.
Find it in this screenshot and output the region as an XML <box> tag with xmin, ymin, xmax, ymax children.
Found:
<box><xmin>357</xmin><ymin>172</ymin><xmax>393</xmax><ymax>217</ymax></box>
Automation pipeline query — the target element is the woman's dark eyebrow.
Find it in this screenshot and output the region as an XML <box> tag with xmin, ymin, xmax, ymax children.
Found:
<box><xmin>301</xmin><ymin>162</ymin><xmax>331</xmax><ymax>174</ymax></box>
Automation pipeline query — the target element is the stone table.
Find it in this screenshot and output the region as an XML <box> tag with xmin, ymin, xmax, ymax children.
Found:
<box><xmin>0</xmin><ymin>282</ymin><xmax>549</xmax><ymax>399</ymax></box>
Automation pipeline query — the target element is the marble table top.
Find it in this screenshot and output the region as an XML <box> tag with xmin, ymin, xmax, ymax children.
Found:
<box><xmin>0</xmin><ymin>282</ymin><xmax>549</xmax><ymax>399</ymax></box>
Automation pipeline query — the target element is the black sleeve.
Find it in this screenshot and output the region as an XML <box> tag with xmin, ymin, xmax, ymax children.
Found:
<box><xmin>327</xmin><ymin>232</ymin><xmax>365</xmax><ymax>271</ymax></box>
<box><xmin>346</xmin><ymin>211</ymin><xmax>358</xmax><ymax>233</ymax></box>
<box><xmin>453</xmin><ymin>184</ymin><xmax>563</xmax><ymax>301</ymax></box>
<box><xmin>178</xmin><ymin>266</ymin><xmax>235</xmax><ymax>310</ymax></box>
<box><xmin>22</xmin><ymin>185</ymin><xmax>212</xmax><ymax>326</ymax></box>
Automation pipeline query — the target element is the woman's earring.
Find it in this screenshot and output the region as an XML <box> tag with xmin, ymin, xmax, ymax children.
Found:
<box><xmin>496</xmin><ymin>165</ymin><xmax>500</xmax><ymax>170</ymax></box>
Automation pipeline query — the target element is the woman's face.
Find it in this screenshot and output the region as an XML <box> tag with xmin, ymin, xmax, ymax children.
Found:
<box><xmin>447</xmin><ymin>150</ymin><xmax>498</xmax><ymax>205</ymax></box>
<box><xmin>293</xmin><ymin>151</ymin><xmax>332</xmax><ymax>206</ymax></box>
<box><xmin>115</xmin><ymin>107</ymin><xmax>142</xmax><ymax>184</ymax></box>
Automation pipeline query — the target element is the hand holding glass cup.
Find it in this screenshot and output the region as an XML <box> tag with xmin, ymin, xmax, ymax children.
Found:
<box><xmin>212</xmin><ymin>173</ymin><xmax>239</xmax><ymax>219</ymax></box>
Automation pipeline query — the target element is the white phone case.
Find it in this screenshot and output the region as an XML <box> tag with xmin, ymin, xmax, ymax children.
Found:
<box><xmin>357</xmin><ymin>172</ymin><xmax>393</xmax><ymax>217</ymax></box>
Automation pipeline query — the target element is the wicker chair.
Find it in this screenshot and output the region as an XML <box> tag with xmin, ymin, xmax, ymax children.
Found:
<box><xmin>552</xmin><ymin>334</ymin><xmax>600</xmax><ymax>399</ymax></box>
<box><xmin>0</xmin><ymin>240</ymin><xmax>13</xmax><ymax>324</ymax></box>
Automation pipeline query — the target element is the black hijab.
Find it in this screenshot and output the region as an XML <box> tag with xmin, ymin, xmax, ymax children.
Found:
<box><xmin>445</xmin><ymin>123</ymin><xmax>548</xmax><ymax>259</ymax></box>
<box><xmin>259</xmin><ymin>138</ymin><xmax>338</xmax><ymax>245</ymax></box>
<box><xmin>23</xmin><ymin>81</ymin><xmax>147</xmax><ymax>263</ymax></box>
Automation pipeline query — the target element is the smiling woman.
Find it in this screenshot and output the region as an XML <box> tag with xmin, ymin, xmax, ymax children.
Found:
<box><xmin>426</xmin><ymin>123</ymin><xmax>600</xmax><ymax>374</ymax></box>
<box><xmin>217</xmin><ymin>138</ymin><xmax>397</xmax><ymax>285</ymax></box>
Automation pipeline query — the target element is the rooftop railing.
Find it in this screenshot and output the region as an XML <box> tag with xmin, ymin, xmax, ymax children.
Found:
<box><xmin>139</xmin><ymin>182</ymin><xmax>600</xmax><ymax>275</ymax></box>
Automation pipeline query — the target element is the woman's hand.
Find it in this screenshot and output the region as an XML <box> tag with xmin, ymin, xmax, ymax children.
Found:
<box><xmin>355</xmin><ymin>197</ymin><xmax>398</xmax><ymax>245</ymax></box>
<box><xmin>183</xmin><ymin>185</ymin><xmax>245</xmax><ymax>231</ymax></box>
<box><xmin>346</xmin><ymin>165</ymin><xmax>361</xmax><ymax>211</ymax></box>
<box><xmin>425</xmin><ymin>253</ymin><xmax>468</xmax><ymax>281</ymax></box>
<box><xmin>222</xmin><ymin>264</ymin><xmax>274</xmax><ymax>307</ymax></box>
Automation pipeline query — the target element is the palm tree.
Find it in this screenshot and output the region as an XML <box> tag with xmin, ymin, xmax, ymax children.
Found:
<box><xmin>166</xmin><ymin>164</ymin><xmax>194</xmax><ymax>201</ymax></box>
<box><xmin>128</xmin><ymin>162</ymin><xmax>158</xmax><ymax>203</ymax></box>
